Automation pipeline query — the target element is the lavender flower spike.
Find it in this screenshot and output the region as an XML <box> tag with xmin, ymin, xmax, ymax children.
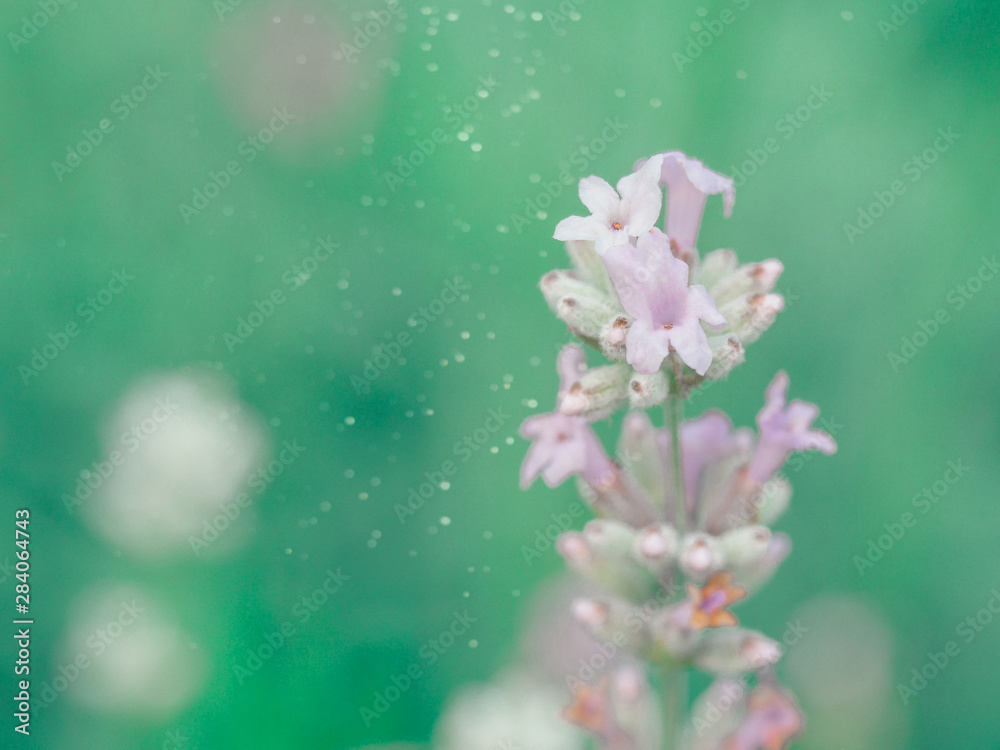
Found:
<box><xmin>519</xmin><ymin>150</ymin><xmax>835</xmax><ymax>749</ymax></box>
<box><xmin>520</xmin><ymin>344</ymin><xmax>615</xmax><ymax>489</ymax></box>
<box><xmin>554</xmin><ymin>154</ymin><xmax>665</xmax><ymax>256</ymax></box>
<box><xmin>641</xmin><ymin>151</ymin><xmax>736</xmax><ymax>259</ymax></box>
<box><xmin>603</xmin><ymin>229</ymin><xmax>727</xmax><ymax>375</ymax></box>
<box><xmin>747</xmin><ymin>371</ymin><xmax>837</xmax><ymax>484</ymax></box>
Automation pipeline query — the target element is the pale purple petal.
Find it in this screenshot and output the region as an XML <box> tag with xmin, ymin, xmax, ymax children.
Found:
<box><xmin>680</xmin><ymin>411</ymin><xmax>736</xmax><ymax>509</ymax></box>
<box><xmin>520</xmin><ymin>351</ymin><xmax>614</xmax><ymax>489</ymax></box>
<box><xmin>657</xmin><ymin>411</ymin><xmax>738</xmax><ymax>513</ymax></box>
<box><xmin>580</xmin><ymin>429</ymin><xmax>617</xmax><ymax>486</ymax></box>
<box><xmin>540</xmin><ymin>435</ymin><xmax>588</xmax><ymax>487</ymax></box>
<box><xmin>687</xmin><ymin>284</ymin><xmax>728</xmax><ymax>328</ymax></box>
<box><xmin>605</xmin><ymin>229</ymin><xmax>720</xmax><ymax>375</ymax></box>
<box><xmin>624</xmin><ymin>318</ymin><xmax>674</xmax><ymax>374</ymax></box>
<box><xmin>719</xmin><ymin>683</ymin><xmax>803</xmax><ymax>750</ymax></box>
<box><xmin>578</xmin><ymin>175</ymin><xmax>619</xmax><ymax>219</ymax></box>
<box><xmin>654</xmin><ymin>151</ymin><xmax>735</xmax><ymax>253</ymax></box>
<box><xmin>604</xmin><ymin>229</ymin><xmax>688</xmax><ymax>324</ymax></box>
<box><xmin>554</xmin><ymin>214</ymin><xmax>605</xmax><ymax>242</ymax></box>
<box><xmin>602</xmin><ymin>241</ymin><xmax>653</xmax><ymax>318</ymax></box>
<box><xmin>556</xmin><ymin>343</ymin><xmax>588</xmax><ymax>397</ymax></box>
<box><xmin>519</xmin><ymin>413</ymin><xmax>552</xmax><ymax>440</ymax></box>
<box><xmin>759</xmin><ymin>370</ymin><xmax>789</xmax><ymax>423</ymax></box>
<box><xmin>747</xmin><ymin>371</ymin><xmax>837</xmax><ymax>483</ymax></box>
<box><xmin>663</xmin><ymin>318</ymin><xmax>714</xmax><ymax>376</ymax></box>
<box><xmin>518</xmin><ymin>411</ymin><xmax>612</xmax><ymax>489</ymax></box>
<box><xmin>634</xmin><ymin>230</ymin><xmax>690</xmax><ymax>323</ymax></box>
<box><xmin>520</xmin><ymin>440</ymin><xmax>551</xmax><ymax>489</ymax></box>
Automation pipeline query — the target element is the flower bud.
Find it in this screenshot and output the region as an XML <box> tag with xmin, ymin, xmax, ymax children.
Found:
<box><xmin>738</xmin><ymin>533</ymin><xmax>791</xmax><ymax>594</ymax></box>
<box><xmin>718</xmin><ymin>525</ymin><xmax>771</xmax><ymax>567</ymax></box>
<box><xmin>755</xmin><ymin>475</ymin><xmax>792</xmax><ymax>525</ymax></box>
<box><xmin>705</xmin><ymin>335</ymin><xmax>745</xmax><ymax>381</ymax></box>
<box><xmin>648</xmin><ymin>603</ymin><xmax>701</xmax><ymax>661</ymax></box>
<box><xmin>572</xmin><ymin>597</ymin><xmax>611</xmax><ymax>630</ymax></box>
<box><xmin>575</xmin><ymin>474</ymin><xmax>658</xmax><ymax>530</ymax></box>
<box><xmin>719</xmin><ymin>293</ymin><xmax>785</xmax><ymax>346</ymax></box>
<box><xmin>679</xmin><ymin>533</ymin><xmax>726</xmax><ymax>580</ymax></box>
<box><xmin>694</xmin><ymin>249</ymin><xmax>739</xmax><ymax>290</ymax></box>
<box><xmin>565</xmin><ymin>239</ymin><xmax>613</xmax><ymax>291</ymax></box>
<box><xmin>571</xmin><ymin>597</ymin><xmax>651</xmax><ymax>653</ymax></box>
<box><xmin>539</xmin><ymin>270</ymin><xmax>605</xmax><ymax>311</ymax></box>
<box><xmin>599</xmin><ymin>315</ymin><xmax>630</xmax><ymax>361</ymax></box>
<box><xmin>635</xmin><ymin>523</ymin><xmax>679</xmax><ymax>560</ymax></box>
<box><xmin>687</xmin><ymin>678</ymin><xmax>747</xmax><ymax>750</ymax></box>
<box><xmin>556</xmin><ymin>295</ymin><xmax>621</xmax><ymax>343</ymax></box>
<box><xmin>617</xmin><ymin>412</ymin><xmax>667</xmax><ymax>509</ymax></box>
<box><xmin>556</xmin><ymin>531</ymin><xmax>593</xmax><ymax>568</ymax></box>
<box><xmin>693</xmin><ymin>629</ymin><xmax>782</xmax><ymax>674</ymax></box>
<box><xmin>709</xmin><ymin>259</ymin><xmax>784</xmax><ymax>307</ymax></box>
<box><xmin>627</xmin><ymin>369</ymin><xmax>670</xmax><ymax>409</ymax></box>
<box><xmin>610</xmin><ymin>665</ymin><xmax>660</xmax><ymax>750</ymax></box>
<box><xmin>560</xmin><ymin>365</ymin><xmax>630</xmax><ymax>418</ymax></box>
<box><xmin>632</xmin><ymin>524</ymin><xmax>679</xmax><ymax>576</ymax></box>
<box><xmin>583</xmin><ymin>519</ymin><xmax>637</xmax><ymax>557</ymax></box>
<box><xmin>562</xmin><ymin>523</ymin><xmax>658</xmax><ymax>601</ymax></box>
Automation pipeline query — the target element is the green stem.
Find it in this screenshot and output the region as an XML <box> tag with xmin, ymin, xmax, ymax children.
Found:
<box><xmin>665</xmin><ymin>389</ymin><xmax>687</xmax><ymax>536</ymax></box>
<box><xmin>661</xmin><ymin>665</ymin><xmax>688</xmax><ymax>749</ymax></box>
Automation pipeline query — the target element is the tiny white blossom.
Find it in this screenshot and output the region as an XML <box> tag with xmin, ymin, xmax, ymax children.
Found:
<box><xmin>554</xmin><ymin>154</ymin><xmax>665</xmax><ymax>256</ymax></box>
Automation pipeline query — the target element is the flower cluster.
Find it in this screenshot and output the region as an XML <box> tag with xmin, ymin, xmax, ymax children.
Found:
<box><xmin>520</xmin><ymin>151</ymin><xmax>836</xmax><ymax>749</ymax></box>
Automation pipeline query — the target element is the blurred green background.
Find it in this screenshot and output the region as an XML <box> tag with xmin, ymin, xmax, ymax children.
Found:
<box><xmin>1</xmin><ymin>0</ymin><xmax>998</xmax><ymax>747</ymax></box>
